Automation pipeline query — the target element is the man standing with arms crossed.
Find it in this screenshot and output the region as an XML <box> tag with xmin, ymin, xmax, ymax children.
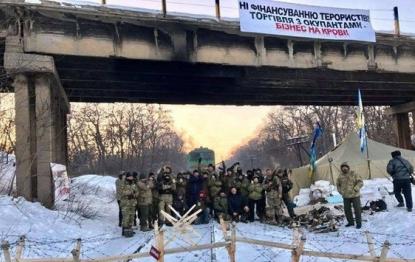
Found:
<box><xmin>336</xmin><ymin>162</ymin><xmax>363</xmax><ymax>229</ymax></box>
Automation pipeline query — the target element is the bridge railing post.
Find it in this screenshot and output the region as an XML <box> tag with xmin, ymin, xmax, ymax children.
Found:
<box><xmin>162</xmin><ymin>0</ymin><xmax>167</xmax><ymax>17</ymax></box>
<box><xmin>215</xmin><ymin>0</ymin><xmax>221</xmax><ymax>20</ymax></box>
<box><xmin>393</xmin><ymin>6</ymin><xmax>400</xmax><ymax>37</ymax></box>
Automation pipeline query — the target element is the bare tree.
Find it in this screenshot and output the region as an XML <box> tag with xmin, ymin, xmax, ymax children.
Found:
<box><xmin>229</xmin><ymin>106</ymin><xmax>397</xmax><ymax>169</ymax></box>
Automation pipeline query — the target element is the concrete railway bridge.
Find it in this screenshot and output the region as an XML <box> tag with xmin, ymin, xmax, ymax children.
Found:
<box><xmin>1</xmin><ymin>0</ymin><xmax>415</xmax><ymax>206</ymax></box>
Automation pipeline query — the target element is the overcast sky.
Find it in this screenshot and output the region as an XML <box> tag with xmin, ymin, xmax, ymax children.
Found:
<box><xmin>64</xmin><ymin>0</ymin><xmax>415</xmax><ymax>160</ymax></box>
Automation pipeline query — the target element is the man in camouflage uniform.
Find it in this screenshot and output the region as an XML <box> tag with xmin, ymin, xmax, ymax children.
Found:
<box><xmin>277</xmin><ymin>169</ymin><xmax>296</xmax><ymax>218</ymax></box>
<box><xmin>120</xmin><ymin>172</ymin><xmax>139</xmax><ymax>237</ymax></box>
<box><xmin>222</xmin><ymin>168</ymin><xmax>235</xmax><ymax>194</ymax></box>
<box><xmin>208</xmin><ymin>171</ymin><xmax>223</xmax><ymax>202</ymax></box>
<box><xmin>248</xmin><ymin>174</ymin><xmax>265</xmax><ymax>222</ymax></box>
<box><xmin>213</xmin><ymin>190</ymin><xmax>230</xmax><ymax>221</ymax></box>
<box><xmin>137</xmin><ymin>173</ymin><xmax>153</xmax><ymax>232</ymax></box>
<box><xmin>232</xmin><ymin>171</ymin><xmax>250</xmax><ymax>198</ymax></box>
<box><xmin>115</xmin><ymin>171</ymin><xmax>125</xmax><ymax>227</ymax></box>
<box><xmin>264</xmin><ymin>169</ymin><xmax>283</xmax><ymax>225</ymax></box>
<box><xmin>336</xmin><ymin>162</ymin><xmax>363</xmax><ymax>229</ymax></box>
<box><xmin>158</xmin><ymin>167</ymin><xmax>176</xmax><ymax>226</ymax></box>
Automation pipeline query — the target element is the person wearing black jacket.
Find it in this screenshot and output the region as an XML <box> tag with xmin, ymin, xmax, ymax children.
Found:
<box><xmin>172</xmin><ymin>194</ymin><xmax>188</xmax><ymax>218</ymax></box>
<box><xmin>228</xmin><ymin>187</ymin><xmax>249</xmax><ymax>223</ymax></box>
<box><xmin>387</xmin><ymin>150</ymin><xmax>413</xmax><ymax>212</ymax></box>
<box><xmin>278</xmin><ymin>169</ymin><xmax>296</xmax><ymax>218</ymax></box>
<box><xmin>187</xmin><ymin>170</ymin><xmax>204</xmax><ymax>208</ymax></box>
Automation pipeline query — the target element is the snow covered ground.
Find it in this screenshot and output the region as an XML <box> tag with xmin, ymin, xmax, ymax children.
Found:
<box><xmin>1</xmin><ymin>171</ymin><xmax>415</xmax><ymax>261</ymax></box>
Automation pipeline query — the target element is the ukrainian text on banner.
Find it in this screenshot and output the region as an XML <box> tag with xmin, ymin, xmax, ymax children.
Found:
<box><xmin>239</xmin><ymin>0</ymin><xmax>376</xmax><ymax>42</ymax></box>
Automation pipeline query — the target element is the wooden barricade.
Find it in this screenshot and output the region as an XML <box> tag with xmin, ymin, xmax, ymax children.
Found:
<box><xmin>2</xmin><ymin>226</ymin><xmax>415</xmax><ymax>262</ymax></box>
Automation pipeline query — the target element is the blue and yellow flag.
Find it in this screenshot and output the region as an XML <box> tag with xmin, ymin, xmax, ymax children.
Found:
<box><xmin>356</xmin><ymin>89</ymin><xmax>366</xmax><ymax>153</ymax></box>
<box><xmin>309</xmin><ymin>122</ymin><xmax>323</xmax><ymax>177</ymax></box>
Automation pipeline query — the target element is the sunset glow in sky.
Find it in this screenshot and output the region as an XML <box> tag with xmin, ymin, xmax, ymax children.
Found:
<box><xmin>164</xmin><ymin>105</ymin><xmax>278</xmax><ymax>160</ymax></box>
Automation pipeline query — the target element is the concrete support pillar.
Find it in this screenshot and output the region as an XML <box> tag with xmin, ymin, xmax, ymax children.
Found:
<box><xmin>6</xmin><ymin>48</ymin><xmax>70</xmax><ymax>208</ymax></box>
<box><xmin>393</xmin><ymin>113</ymin><xmax>412</xmax><ymax>149</ymax></box>
<box><xmin>35</xmin><ymin>74</ymin><xmax>62</xmax><ymax>208</ymax></box>
<box><xmin>34</xmin><ymin>75</ymin><xmax>55</xmax><ymax>207</ymax></box>
<box><xmin>13</xmin><ymin>74</ymin><xmax>37</xmax><ymax>201</ymax></box>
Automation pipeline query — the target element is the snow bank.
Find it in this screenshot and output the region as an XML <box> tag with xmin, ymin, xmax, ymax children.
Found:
<box><xmin>54</xmin><ymin>175</ymin><xmax>117</xmax><ymax>221</ymax></box>
<box><xmin>294</xmin><ymin>178</ymin><xmax>394</xmax><ymax>207</ymax></box>
<box><xmin>71</xmin><ymin>174</ymin><xmax>116</xmax><ymax>199</ymax></box>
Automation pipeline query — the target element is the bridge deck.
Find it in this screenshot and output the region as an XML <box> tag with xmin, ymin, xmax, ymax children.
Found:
<box><xmin>1</xmin><ymin>1</ymin><xmax>415</xmax><ymax>106</ymax></box>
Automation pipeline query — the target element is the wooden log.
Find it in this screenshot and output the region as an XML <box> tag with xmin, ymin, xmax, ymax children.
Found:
<box><xmin>71</xmin><ymin>238</ymin><xmax>81</xmax><ymax>262</ymax></box>
<box><xmin>16</xmin><ymin>235</ymin><xmax>26</xmax><ymax>259</ymax></box>
<box><xmin>236</xmin><ymin>237</ymin><xmax>296</xmax><ymax>250</ymax></box>
<box><xmin>365</xmin><ymin>231</ymin><xmax>376</xmax><ymax>257</ymax></box>
<box><xmin>163</xmin><ymin>241</ymin><xmax>229</xmax><ymax>255</ymax></box>
<box><xmin>1</xmin><ymin>241</ymin><xmax>11</xmax><ymax>262</ymax></box>
<box><xmin>302</xmin><ymin>250</ymin><xmax>415</xmax><ymax>262</ymax></box>
<box><xmin>168</xmin><ymin>205</ymin><xmax>182</xmax><ymax>219</ymax></box>
<box><xmin>181</xmin><ymin>204</ymin><xmax>196</xmax><ymax>219</ymax></box>
<box><xmin>158</xmin><ymin>228</ymin><xmax>165</xmax><ymax>262</ymax></box>
<box><xmin>229</xmin><ymin>223</ymin><xmax>236</xmax><ymax>262</ymax></box>
<box><xmin>291</xmin><ymin>227</ymin><xmax>299</xmax><ymax>262</ymax></box>
<box><xmin>380</xmin><ymin>241</ymin><xmax>391</xmax><ymax>262</ymax></box>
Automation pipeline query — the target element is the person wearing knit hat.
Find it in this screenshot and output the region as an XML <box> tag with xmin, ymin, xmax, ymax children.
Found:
<box><xmin>336</xmin><ymin>162</ymin><xmax>364</xmax><ymax>229</ymax></box>
<box><xmin>213</xmin><ymin>190</ymin><xmax>230</xmax><ymax>222</ymax></box>
<box><xmin>248</xmin><ymin>174</ymin><xmax>265</xmax><ymax>222</ymax></box>
<box><xmin>120</xmin><ymin>172</ymin><xmax>139</xmax><ymax>237</ymax></box>
<box><xmin>136</xmin><ymin>173</ymin><xmax>153</xmax><ymax>232</ymax></box>
<box><xmin>387</xmin><ymin>151</ymin><xmax>414</xmax><ymax>212</ymax></box>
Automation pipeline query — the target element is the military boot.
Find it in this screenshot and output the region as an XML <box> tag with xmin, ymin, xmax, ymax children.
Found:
<box><xmin>124</xmin><ymin>228</ymin><xmax>134</xmax><ymax>238</ymax></box>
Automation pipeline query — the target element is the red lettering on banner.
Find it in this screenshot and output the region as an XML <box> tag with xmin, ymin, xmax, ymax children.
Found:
<box><xmin>275</xmin><ymin>23</ymin><xmax>307</xmax><ymax>32</ymax></box>
<box><xmin>308</xmin><ymin>27</ymin><xmax>321</xmax><ymax>34</ymax></box>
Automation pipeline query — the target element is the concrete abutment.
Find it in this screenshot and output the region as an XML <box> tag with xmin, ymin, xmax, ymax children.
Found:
<box><xmin>6</xmin><ymin>51</ymin><xmax>69</xmax><ymax>208</ymax></box>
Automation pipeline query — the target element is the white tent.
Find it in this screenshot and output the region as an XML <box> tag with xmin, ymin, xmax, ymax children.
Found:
<box><xmin>291</xmin><ymin>133</ymin><xmax>415</xmax><ymax>196</ymax></box>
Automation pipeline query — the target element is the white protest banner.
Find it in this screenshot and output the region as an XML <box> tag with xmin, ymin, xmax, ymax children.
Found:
<box><xmin>50</xmin><ymin>163</ymin><xmax>71</xmax><ymax>202</ymax></box>
<box><xmin>239</xmin><ymin>0</ymin><xmax>376</xmax><ymax>42</ymax></box>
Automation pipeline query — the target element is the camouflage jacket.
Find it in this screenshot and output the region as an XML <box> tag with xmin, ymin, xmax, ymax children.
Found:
<box><xmin>248</xmin><ymin>182</ymin><xmax>264</xmax><ymax>200</ymax></box>
<box><xmin>120</xmin><ymin>182</ymin><xmax>138</xmax><ymax>207</ymax></box>
<box><xmin>263</xmin><ymin>176</ymin><xmax>282</xmax><ymax>200</ymax></box>
<box><xmin>214</xmin><ymin>195</ymin><xmax>228</xmax><ymax>213</ymax></box>
<box><xmin>137</xmin><ymin>180</ymin><xmax>153</xmax><ymax>206</ymax></box>
<box><xmin>115</xmin><ymin>178</ymin><xmax>124</xmax><ymax>201</ymax></box>
<box><xmin>336</xmin><ymin>171</ymin><xmax>363</xmax><ymax>198</ymax></box>
<box><xmin>208</xmin><ymin>174</ymin><xmax>223</xmax><ymax>197</ymax></box>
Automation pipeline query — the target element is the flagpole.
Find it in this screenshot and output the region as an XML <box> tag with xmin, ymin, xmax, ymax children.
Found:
<box><xmin>328</xmin><ymin>156</ymin><xmax>335</xmax><ymax>185</ymax></box>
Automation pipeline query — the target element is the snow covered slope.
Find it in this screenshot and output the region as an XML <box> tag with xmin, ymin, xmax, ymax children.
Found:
<box><xmin>1</xmin><ymin>175</ymin><xmax>415</xmax><ymax>261</ymax></box>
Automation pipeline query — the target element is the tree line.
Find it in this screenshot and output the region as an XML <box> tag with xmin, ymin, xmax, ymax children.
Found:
<box><xmin>68</xmin><ymin>103</ymin><xmax>187</xmax><ymax>175</ymax></box>
<box><xmin>228</xmin><ymin>106</ymin><xmax>398</xmax><ymax>170</ymax></box>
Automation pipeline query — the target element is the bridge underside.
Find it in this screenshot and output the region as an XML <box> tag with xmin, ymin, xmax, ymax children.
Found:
<box><xmin>49</xmin><ymin>56</ymin><xmax>415</xmax><ymax>106</ymax></box>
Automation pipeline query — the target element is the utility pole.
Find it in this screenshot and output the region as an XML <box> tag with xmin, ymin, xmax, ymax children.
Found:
<box><xmin>286</xmin><ymin>136</ymin><xmax>309</xmax><ymax>166</ymax></box>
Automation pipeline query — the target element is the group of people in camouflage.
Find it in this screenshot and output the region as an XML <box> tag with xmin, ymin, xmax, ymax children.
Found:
<box><xmin>115</xmin><ymin>161</ymin><xmax>296</xmax><ymax>237</ymax></box>
<box><xmin>115</xmin><ymin>151</ymin><xmax>415</xmax><ymax>237</ymax></box>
